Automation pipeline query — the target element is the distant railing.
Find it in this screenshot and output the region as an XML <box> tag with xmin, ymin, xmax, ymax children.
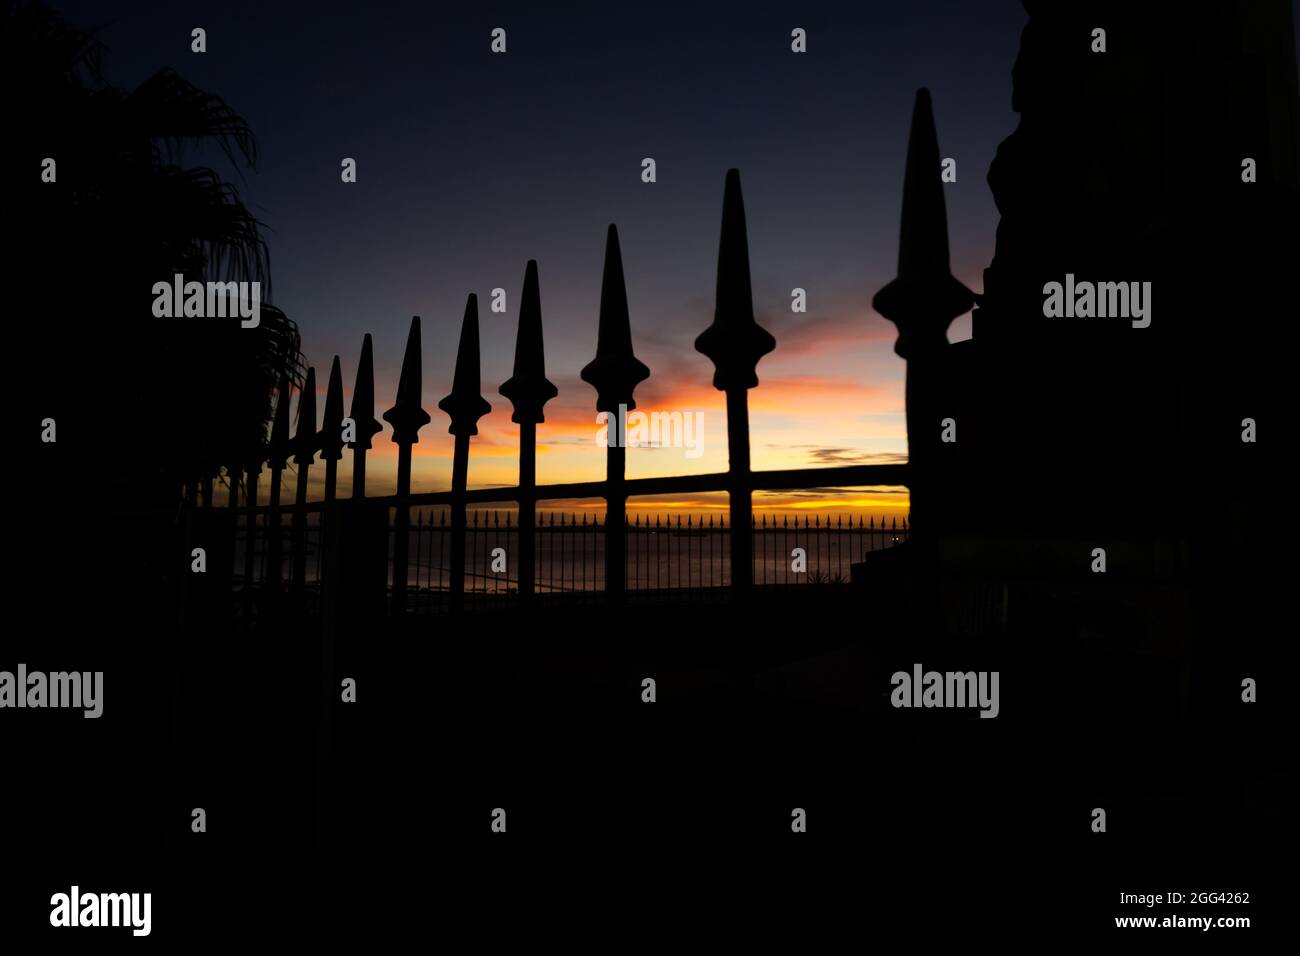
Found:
<box><xmin>231</xmin><ymin>509</ymin><xmax>910</xmax><ymax>611</ymax></box>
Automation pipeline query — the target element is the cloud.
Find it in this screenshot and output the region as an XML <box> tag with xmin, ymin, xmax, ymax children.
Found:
<box><xmin>791</xmin><ymin>447</ymin><xmax>908</xmax><ymax>466</ymax></box>
<box><xmin>761</xmin><ymin>308</ymin><xmax>897</xmax><ymax>361</ymax></box>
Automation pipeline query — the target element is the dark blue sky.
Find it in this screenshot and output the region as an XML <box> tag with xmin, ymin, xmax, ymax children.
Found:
<box><xmin>58</xmin><ymin>0</ymin><xmax>1028</xmax><ymax>502</ymax></box>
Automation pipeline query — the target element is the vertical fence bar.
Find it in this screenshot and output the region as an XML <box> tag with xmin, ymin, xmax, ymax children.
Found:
<box><xmin>518</xmin><ymin>441</ymin><xmax>537</xmax><ymax>600</ymax></box>
<box><xmin>500</xmin><ymin>260</ymin><xmax>558</xmax><ymax>604</ymax></box>
<box><xmin>494</xmin><ymin>510</ymin><xmax>502</xmax><ymax>597</ymax></box>
<box><xmin>414</xmin><ymin>511</ymin><xmax>424</xmax><ymax>607</ymax></box>
<box><xmin>709</xmin><ymin>514</ymin><xmax>715</xmax><ymax>590</ymax></box>
<box><xmin>242</xmin><ymin>454</ymin><xmax>261</xmax><ymax>620</ymax></box>
<box><xmin>695</xmin><ymin>171</ymin><xmax>776</xmax><ymax>596</ymax></box>
<box><xmin>605</xmin><ymin>445</ymin><xmax>627</xmax><ymax>598</ymax></box>
<box><xmin>439</xmin><ymin>294</ymin><xmax>492</xmax><ymax>615</ymax></box>
<box><xmin>560</xmin><ymin>512</ymin><xmax>567</xmax><ymax>595</ymax></box>
<box><xmin>321</xmin><ymin>356</ymin><xmax>344</xmax><ymax>503</ymax></box>
<box><xmin>581</xmin><ymin>225</ymin><xmax>650</xmax><ymax>602</ymax></box>
<box><xmin>450</xmin><ymin>435</ymin><xmax>470</xmax><ymax>608</ymax></box>
<box><xmin>266</xmin><ymin>374</ymin><xmax>292</xmax><ymax>589</ymax></box>
<box><xmin>227</xmin><ymin>464</ymin><xmax>242</xmax><ymax>591</ymax></box>
<box><xmin>383</xmin><ymin>317</ymin><xmax>432</xmax><ymax>615</ymax></box>
<box><xmin>348</xmin><ymin>333</ymin><xmax>382</xmax><ymax>499</ymax></box>
<box><xmin>292</xmin><ymin>366</ymin><xmax>318</xmax><ymax>595</ymax></box>
<box><xmin>782</xmin><ymin>513</ymin><xmax>789</xmax><ymax>585</ymax></box>
<box><xmin>725</xmin><ymin>390</ymin><xmax>755</xmax><ymax>592</ymax></box>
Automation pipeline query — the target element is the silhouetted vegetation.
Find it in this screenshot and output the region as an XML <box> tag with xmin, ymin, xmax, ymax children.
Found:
<box><xmin>5</xmin><ymin>0</ymin><xmax>303</xmax><ymax>510</ymax></box>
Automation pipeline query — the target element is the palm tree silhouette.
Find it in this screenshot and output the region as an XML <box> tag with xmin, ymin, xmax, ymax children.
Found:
<box><xmin>5</xmin><ymin>0</ymin><xmax>304</xmax><ymax>510</ymax></box>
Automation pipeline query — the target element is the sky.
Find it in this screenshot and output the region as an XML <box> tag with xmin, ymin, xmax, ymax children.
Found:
<box><xmin>58</xmin><ymin>0</ymin><xmax>1028</xmax><ymax>517</ymax></box>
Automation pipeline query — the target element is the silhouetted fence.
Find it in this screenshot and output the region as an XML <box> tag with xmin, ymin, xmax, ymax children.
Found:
<box><xmin>194</xmin><ymin>90</ymin><xmax>964</xmax><ymax>622</ymax></box>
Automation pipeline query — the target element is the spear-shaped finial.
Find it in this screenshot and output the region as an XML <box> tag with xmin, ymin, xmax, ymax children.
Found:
<box><xmin>694</xmin><ymin>169</ymin><xmax>776</xmax><ymax>392</ymax></box>
<box><xmin>383</xmin><ymin>316</ymin><xmax>432</xmax><ymax>444</ymax></box>
<box><xmin>319</xmin><ymin>356</ymin><xmax>345</xmax><ymax>461</ymax></box>
<box><xmin>269</xmin><ymin>373</ymin><xmax>293</xmax><ymax>468</ymax></box>
<box><xmin>581</xmin><ymin>224</ymin><xmax>650</xmax><ymax>412</ymax></box>
<box><xmin>872</xmin><ymin>89</ymin><xmax>974</xmax><ymax>358</ymax></box>
<box><xmin>292</xmin><ymin>366</ymin><xmax>318</xmax><ymax>465</ymax></box>
<box><xmin>438</xmin><ymin>294</ymin><xmax>493</xmax><ymax>436</ymax></box>
<box><xmin>347</xmin><ymin>333</ymin><xmax>384</xmax><ymax>499</ymax></box>
<box><xmin>499</xmin><ymin>260</ymin><xmax>558</xmax><ymax>423</ymax></box>
<box><xmin>320</xmin><ymin>356</ymin><xmax>345</xmax><ymax>501</ymax></box>
<box><xmin>348</xmin><ymin>333</ymin><xmax>383</xmax><ymax>451</ymax></box>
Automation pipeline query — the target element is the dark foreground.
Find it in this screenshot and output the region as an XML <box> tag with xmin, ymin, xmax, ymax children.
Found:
<box><xmin>8</xmin><ymin>558</ymin><xmax>1285</xmax><ymax>942</ymax></box>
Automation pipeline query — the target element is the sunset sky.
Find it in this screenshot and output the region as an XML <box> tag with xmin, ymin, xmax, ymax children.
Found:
<box><xmin>61</xmin><ymin>0</ymin><xmax>1028</xmax><ymax>515</ymax></box>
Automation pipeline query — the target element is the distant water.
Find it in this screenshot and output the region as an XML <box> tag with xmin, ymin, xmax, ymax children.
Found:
<box><xmin>399</xmin><ymin>525</ymin><xmax>906</xmax><ymax>592</ymax></box>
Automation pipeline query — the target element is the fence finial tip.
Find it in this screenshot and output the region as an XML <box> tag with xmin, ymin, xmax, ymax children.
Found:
<box><xmin>500</xmin><ymin>260</ymin><xmax>558</xmax><ymax>424</ymax></box>
<box><xmin>871</xmin><ymin>88</ymin><xmax>972</xmax><ymax>357</ymax></box>
<box><xmin>292</xmin><ymin>366</ymin><xmax>319</xmax><ymax>465</ymax></box>
<box><xmin>440</xmin><ymin>293</ymin><xmax>492</xmax><ymax>436</ymax></box>
<box><xmin>348</xmin><ymin>334</ymin><xmax>383</xmax><ymax>450</ymax></box>
<box><xmin>319</xmin><ymin>358</ymin><xmax>345</xmax><ymax>463</ymax></box>
<box><xmin>582</xmin><ymin>222</ymin><xmax>649</xmax><ymax>412</ymax></box>
<box><xmin>384</xmin><ymin>316</ymin><xmax>432</xmax><ymax>443</ymax></box>
<box><xmin>695</xmin><ymin>168</ymin><xmax>775</xmax><ymax>392</ymax></box>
